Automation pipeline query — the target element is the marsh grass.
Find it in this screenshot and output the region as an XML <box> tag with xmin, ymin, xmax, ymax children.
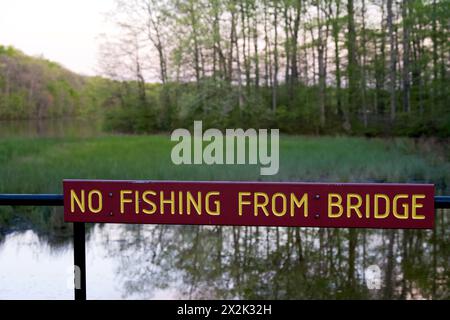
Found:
<box><xmin>0</xmin><ymin>134</ymin><xmax>448</xmax><ymax>194</ymax></box>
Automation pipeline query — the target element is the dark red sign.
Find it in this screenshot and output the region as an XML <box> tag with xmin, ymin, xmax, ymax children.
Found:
<box><xmin>63</xmin><ymin>180</ymin><xmax>434</xmax><ymax>229</ymax></box>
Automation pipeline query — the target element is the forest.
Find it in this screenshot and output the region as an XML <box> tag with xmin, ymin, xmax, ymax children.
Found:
<box><xmin>100</xmin><ymin>0</ymin><xmax>450</xmax><ymax>136</ymax></box>
<box><xmin>1</xmin><ymin>0</ymin><xmax>449</xmax><ymax>137</ymax></box>
<box><xmin>0</xmin><ymin>45</ymin><xmax>111</xmax><ymax>119</ymax></box>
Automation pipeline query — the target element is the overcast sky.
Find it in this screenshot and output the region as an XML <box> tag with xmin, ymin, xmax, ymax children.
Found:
<box><xmin>0</xmin><ymin>0</ymin><xmax>115</xmax><ymax>76</ymax></box>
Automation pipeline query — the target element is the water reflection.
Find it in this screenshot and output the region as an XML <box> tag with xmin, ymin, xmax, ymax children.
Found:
<box><xmin>0</xmin><ymin>211</ymin><xmax>448</xmax><ymax>299</ymax></box>
<box><xmin>103</xmin><ymin>219</ymin><xmax>449</xmax><ymax>300</ymax></box>
<box><xmin>0</xmin><ymin>230</ymin><xmax>73</xmax><ymax>299</ymax></box>
<box><xmin>0</xmin><ymin>118</ymin><xmax>103</xmax><ymax>138</ymax></box>
<box><xmin>0</xmin><ymin>224</ymin><xmax>179</xmax><ymax>299</ymax></box>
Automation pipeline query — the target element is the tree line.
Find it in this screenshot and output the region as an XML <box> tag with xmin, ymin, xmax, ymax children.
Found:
<box><xmin>0</xmin><ymin>45</ymin><xmax>109</xmax><ymax>120</ymax></box>
<box><xmin>102</xmin><ymin>0</ymin><xmax>449</xmax><ymax>136</ymax></box>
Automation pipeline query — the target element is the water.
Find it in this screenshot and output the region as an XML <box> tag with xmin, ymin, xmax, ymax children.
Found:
<box><xmin>0</xmin><ymin>119</ymin><xmax>448</xmax><ymax>299</ymax></box>
<box><xmin>0</xmin><ymin>225</ymin><xmax>180</xmax><ymax>299</ymax></box>
<box><xmin>0</xmin><ymin>118</ymin><xmax>103</xmax><ymax>138</ymax></box>
<box><xmin>1</xmin><ymin>213</ymin><xmax>447</xmax><ymax>299</ymax></box>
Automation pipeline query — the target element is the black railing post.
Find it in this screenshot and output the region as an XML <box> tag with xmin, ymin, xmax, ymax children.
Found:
<box><xmin>73</xmin><ymin>222</ymin><xmax>86</xmax><ymax>301</ymax></box>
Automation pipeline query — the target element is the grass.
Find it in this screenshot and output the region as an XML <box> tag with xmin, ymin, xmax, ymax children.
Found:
<box><xmin>0</xmin><ymin>134</ymin><xmax>449</xmax><ymax>194</ymax></box>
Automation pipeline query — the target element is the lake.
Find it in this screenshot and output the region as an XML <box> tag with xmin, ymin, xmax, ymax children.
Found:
<box><xmin>0</xmin><ymin>119</ymin><xmax>448</xmax><ymax>299</ymax></box>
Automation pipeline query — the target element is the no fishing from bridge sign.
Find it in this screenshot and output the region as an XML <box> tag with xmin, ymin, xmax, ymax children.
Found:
<box><xmin>63</xmin><ymin>180</ymin><xmax>435</xmax><ymax>229</ymax></box>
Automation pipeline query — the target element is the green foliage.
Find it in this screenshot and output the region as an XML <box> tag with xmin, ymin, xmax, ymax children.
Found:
<box><xmin>1</xmin><ymin>42</ymin><xmax>447</xmax><ymax>137</ymax></box>
<box><xmin>104</xmin><ymin>80</ymin><xmax>450</xmax><ymax>137</ymax></box>
<box><xmin>99</xmin><ymin>0</ymin><xmax>449</xmax><ymax>137</ymax></box>
<box><xmin>0</xmin><ymin>45</ymin><xmax>20</xmax><ymax>57</ymax></box>
<box><xmin>0</xmin><ymin>46</ymin><xmax>113</xmax><ymax>120</ymax></box>
<box><xmin>0</xmin><ymin>134</ymin><xmax>449</xmax><ymax>193</ymax></box>
<box><xmin>103</xmin><ymin>81</ymin><xmax>158</xmax><ymax>133</ymax></box>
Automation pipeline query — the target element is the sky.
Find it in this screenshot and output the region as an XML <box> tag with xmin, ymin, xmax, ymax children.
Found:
<box><xmin>0</xmin><ymin>0</ymin><xmax>116</xmax><ymax>76</ymax></box>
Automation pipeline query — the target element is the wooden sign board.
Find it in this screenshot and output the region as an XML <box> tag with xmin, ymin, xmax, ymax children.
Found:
<box><xmin>63</xmin><ymin>180</ymin><xmax>434</xmax><ymax>229</ymax></box>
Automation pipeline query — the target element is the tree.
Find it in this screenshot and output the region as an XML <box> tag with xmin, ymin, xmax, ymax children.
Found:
<box><xmin>387</xmin><ymin>0</ymin><xmax>397</xmax><ymax>121</ymax></box>
<box><xmin>402</xmin><ymin>0</ymin><xmax>411</xmax><ymax>113</ymax></box>
<box><xmin>96</xmin><ymin>0</ymin><xmax>449</xmax><ymax>136</ymax></box>
<box><xmin>346</xmin><ymin>0</ymin><xmax>359</xmax><ymax>129</ymax></box>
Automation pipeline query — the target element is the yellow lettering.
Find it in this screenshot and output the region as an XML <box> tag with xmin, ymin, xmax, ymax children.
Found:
<box><xmin>254</xmin><ymin>192</ymin><xmax>269</xmax><ymax>216</ymax></box>
<box><xmin>120</xmin><ymin>190</ymin><xmax>133</xmax><ymax>214</ymax></box>
<box><xmin>88</xmin><ymin>190</ymin><xmax>102</xmax><ymax>214</ymax></box>
<box><xmin>205</xmin><ymin>191</ymin><xmax>220</xmax><ymax>216</ymax></box>
<box><xmin>290</xmin><ymin>193</ymin><xmax>308</xmax><ymax>217</ymax></box>
<box><xmin>179</xmin><ymin>192</ymin><xmax>184</xmax><ymax>215</ymax></box>
<box><xmin>328</xmin><ymin>193</ymin><xmax>343</xmax><ymax>218</ymax></box>
<box><xmin>347</xmin><ymin>193</ymin><xmax>363</xmax><ymax>218</ymax></box>
<box><xmin>365</xmin><ymin>194</ymin><xmax>370</xmax><ymax>218</ymax></box>
<box><xmin>374</xmin><ymin>194</ymin><xmax>390</xmax><ymax>218</ymax></box>
<box><xmin>238</xmin><ymin>192</ymin><xmax>251</xmax><ymax>216</ymax></box>
<box><xmin>160</xmin><ymin>191</ymin><xmax>175</xmax><ymax>215</ymax></box>
<box><xmin>272</xmin><ymin>193</ymin><xmax>287</xmax><ymax>217</ymax></box>
<box><xmin>186</xmin><ymin>191</ymin><xmax>201</xmax><ymax>215</ymax></box>
<box><xmin>142</xmin><ymin>191</ymin><xmax>157</xmax><ymax>214</ymax></box>
<box><xmin>412</xmin><ymin>194</ymin><xmax>426</xmax><ymax>219</ymax></box>
<box><xmin>393</xmin><ymin>194</ymin><xmax>409</xmax><ymax>219</ymax></box>
<box><xmin>70</xmin><ymin>190</ymin><xmax>85</xmax><ymax>213</ymax></box>
<box><xmin>134</xmin><ymin>191</ymin><xmax>139</xmax><ymax>214</ymax></box>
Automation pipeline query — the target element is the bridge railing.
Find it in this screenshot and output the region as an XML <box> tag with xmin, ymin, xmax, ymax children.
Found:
<box><xmin>0</xmin><ymin>193</ymin><xmax>449</xmax><ymax>301</ymax></box>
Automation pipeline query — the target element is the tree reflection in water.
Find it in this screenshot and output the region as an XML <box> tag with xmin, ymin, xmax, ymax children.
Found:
<box><xmin>103</xmin><ymin>210</ymin><xmax>449</xmax><ymax>299</ymax></box>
